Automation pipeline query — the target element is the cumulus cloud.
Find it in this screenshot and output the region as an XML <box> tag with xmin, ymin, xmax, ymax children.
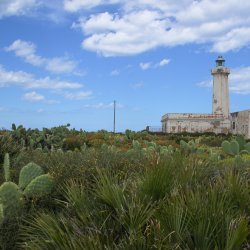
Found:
<box><xmin>0</xmin><ymin>64</ymin><xmax>82</xmax><ymax>89</ymax></box>
<box><xmin>64</xmin><ymin>91</ymin><xmax>93</xmax><ymax>100</ymax></box>
<box><xmin>23</xmin><ymin>91</ymin><xmax>45</xmax><ymax>102</ymax></box>
<box><xmin>158</xmin><ymin>58</ymin><xmax>170</xmax><ymax>67</ymax></box>
<box><xmin>23</xmin><ymin>91</ymin><xmax>59</xmax><ymax>103</ymax></box>
<box><xmin>110</xmin><ymin>69</ymin><xmax>120</xmax><ymax>76</ymax></box>
<box><xmin>139</xmin><ymin>62</ymin><xmax>152</xmax><ymax>70</ymax></box>
<box><xmin>197</xmin><ymin>66</ymin><xmax>250</xmax><ymax>95</ymax></box>
<box><xmin>84</xmin><ymin>102</ymin><xmax>123</xmax><ymax>109</ymax></box>
<box><xmin>5</xmin><ymin>40</ymin><xmax>78</xmax><ymax>74</ymax></box>
<box><xmin>0</xmin><ymin>0</ymin><xmax>38</xmax><ymax>18</ymax></box>
<box><xmin>131</xmin><ymin>82</ymin><xmax>144</xmax><ymax>89</ymax></box>
<box><xmin>140</xmin><ymin>58</ymin><xmax>170</xmax><ymax>70</ymax></box>
<box><xmin>2</xmin><ymin>1</ymin><xmax>250</xmax><ymax>56</ymax></box>
<box><xmin>71</xmin><ymin>0</ymin><xmax>250</xmax><ymax>56</ymax></box>
<box><xmin>37</xmin><ymin>108</ymin><xmax>44</xmax><ymax>113</ymax></box>
<box><xmin>64</xmin><ymin>0</ymin><xmax>120</xmax><ymax>12</ymax></box>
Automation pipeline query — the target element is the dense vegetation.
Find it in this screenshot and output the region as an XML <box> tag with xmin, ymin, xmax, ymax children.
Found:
<box><xmin>0</xmin><ymin>124</ymin><xmax>250</xmax><ymax>249</ymax></box>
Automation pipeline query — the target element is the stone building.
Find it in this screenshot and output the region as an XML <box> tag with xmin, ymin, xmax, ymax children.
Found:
<box><xmin>161</xmin><ymin>56</ymin><xmax>250</xmax><ymax>139</ymax></box>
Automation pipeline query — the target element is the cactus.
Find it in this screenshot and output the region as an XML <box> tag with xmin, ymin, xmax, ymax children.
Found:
<box><xmin>236</xmin><ymin>135</ymin><xmax>245</xmax><ymax>151</ymax></box>
<box><xmin>19</xmin><ymin>162</ymin><xmax>44</xmax><ymax>189</ymax></box>
<box><xmin>0</xmin><ymin>154</ymin><xmax>54</xmax><ymax>222</ymax></box>
<box><xmin>230</xmin><ymin>140</ymin><xmax>239</xmax><ymax>155</ymax></box>
<box><xmin>180</xmin><ymin>140</ymin><xmax>189</xmax><ymax>154</ymax></box>
<box><xmin>0</xmin><ymin>182</ymin><xmax>23</xmax><ymax>219</ymax></box>
<box><xmin>3</xmin><ymin>153</ymin><xmax>10</xmax><ymax>182</ymax></box>
<box><xmin>234</xmin><ymin>155</ymin><xmax>246</xmax><ymax>168</ymax></box>
<box><xmin>222</xmin><ymin>141</ymin><xmax>233</xmax><ymax>155</ymax></box>
<box><xmin>23</xmin><ymin>174</ymin><xmax>54</xmax><ymax>198</ymax></box>
<box><xmin>180</xmin><ymin>140</ymin><xmax>199</xmax><ymax>155</ymax></box>
<box><xmin>244</xmin><ymin>142</ymin><xmax>250</xmax><ymax>153</ymax></box>
<box><xmin>222</xmin><ymin>137</ymin><xmax>250</xmax><ymax>156</ymax></box>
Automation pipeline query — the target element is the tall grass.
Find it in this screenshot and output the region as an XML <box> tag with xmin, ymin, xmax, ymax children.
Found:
<box><xmin>0</xmin><ymin>146</ymin><xmax>247</xmax><ymax>249</ymax></box>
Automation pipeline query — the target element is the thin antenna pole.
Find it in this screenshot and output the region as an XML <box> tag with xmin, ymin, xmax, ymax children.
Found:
<box><xmin>113</xmin><ymin>100</ymin><xmax>116</xmax><ymax>133</ymax></box>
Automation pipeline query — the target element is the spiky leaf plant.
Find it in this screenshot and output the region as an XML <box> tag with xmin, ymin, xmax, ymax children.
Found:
<box><xmin>19</xmin><ymin>162</ymin><xmax>44</xmax><ymax>189</ymax></box>
<box><xmin>225</xmin><ymin>217</ymin><xmax>248</xmax><ymax>250</ymax></box>
<box><xmin>94</xmin><ymin>169</ymin><xmax>126</xmax><ymax>212</ymax></box>
<box><xmin>140</xmin><ymin>161</ymin><xmax>175</xmax><ymax>201</ymax></box>
<box><xmin>0</xmin><ymin>204</ymin><xmax>3</xmax><ymax>224</ymax></box>
<box><xmin>20</xmin><ymin>213</ymin><xmax>104</xmax><ymax>250</ymax></box>
<box><xmin>118</xmin><ymin>194</ymin><xmax>155</xmax><ymax>243</ymax></box>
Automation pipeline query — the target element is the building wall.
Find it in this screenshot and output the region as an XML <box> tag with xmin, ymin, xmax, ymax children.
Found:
<box><xmin>230</xmin><ymin>110</ymin><xmax>250</xmax><ymax>139</ymax></box>
<box><xmin>162</xmin><ymin>114</ymin><xmax>231</xmax><ymax>134</ymax></box>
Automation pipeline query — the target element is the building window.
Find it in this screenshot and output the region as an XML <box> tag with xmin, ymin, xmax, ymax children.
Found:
<box><xmin>232</xmin><ymin>122</ymin><xmax>235</xmax><ymax>130</ymax></box>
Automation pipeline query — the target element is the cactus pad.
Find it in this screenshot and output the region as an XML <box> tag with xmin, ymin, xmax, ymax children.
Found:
<box><xmin>0</xmin><ymin>182</ymin><xmax>23</xmax><ymax>218</ymax></box>
<box><xmin>24</xmin><ymin>174</ymin><xmax>54</xmax><ymax>198</ymax></box>
<box><xmin>3</xmin><ymin>153</ymin><xmax>10</xmax><ymax>182</ymax></box>
<box><xmin>244</xmin><ymin>142</ymin><xmax>250</xmax><ymax>153</ymax></box>
<box><xmin>236</xmin><ymin>135</ymin><xmax>245</xmax><ymax>151</ymax></box>
<box><xmin>19</xmin><ymin>162</ymin><xmax>44</xmax><ymax>189</ymax></box>
<box><xmin>221</xmin><ymin>141</ymin><xmax>233</xmax><ymax>155</ymax></box>
<box><xmin>230</xmin><ymin>140</ymin><xmax>240</xmax><ymax>155</ymax></box>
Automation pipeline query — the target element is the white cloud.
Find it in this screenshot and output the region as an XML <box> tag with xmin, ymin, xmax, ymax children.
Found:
<box><xmin>5</xmin><ymin>40</ymin><xmax>78</xmax><ymax>74</ymax></box>
<box><xmin>139</xmin><ymin>62</ymin><xmax>152</xmax><ymax>70</ymax></box>
<box><xmin>110</xmin><ymin>69</ymin><xmax>120</xmax><ymax>76</ymax></box>
<box><xmin>84</xmin><ymin>102</ymin><xmax>123</xmax><ymax>109</ymax></box>
<box><xmin>23</xmin><ymin>91</ymin><xmax>45</xmax><ymax>102</ymax></box>
<box><xmin>64</xmin><ymin>0</ymin><xmax>101</xmax><ymax>11</ymax></box>
<box><xmin>64</xmin><ymin>91</ymin><xmax>93</xmax><ymax>100</ymax></box>
<box><xmin>64</xmin><ymin>0</ymin><xmax>120</xmax><ymax>12</ymax></box>
<box><xmin>37</xmin><ymin>108</ymin><xmax>44</xmax><ymax>113</ymax></box>
<box><xmin>5</xmin><ymin>39</ymin><xmax>44</xmax><ymax>66</ymax></box>
<box><xmin>0</xmin><ymin>0</ymin><xmax>38</xmax><ymax>17</ymax></box>
<box><xmin>131</xmin><ymin>82</ymin><xmax>144</xmax><ymax>89</ymax></box>
<box><xmin>140</xmin><ymin>58</ymin><xmax>170</xmax><ymax>70</ymax></box>
<box><xmin>2</xmin><ymin>1</ymin><xmax>250</xmax><ymax>56</ymax></box>
<box><xmin>72</xmin><ymin>0</ymin><xmax>250</xmax><ymax>56</ymax></box>
<box><xmin>230</xmin><ymin>67</ymin><xmax>250</xmax><ymax>94</ymax></box>
<box><xmin>23</xmin><ymin>91</ymin><xmax>59</xmax><ymax>103</ymax></box>
<box><xmin>158</xmin><ymin>58</ymin><xmax>170</xmax><ymax>67</ymax></box>
<box><xmin>0</xmin><ymin>64</ymin><xmax>82</xmax><ymax>89</ymax></box>
<box><xmin>197</xmin><ymin>66</ymin><xmax>250</xmax><ymax>95</ymax></box>
<box><xmin>210</xmin><ymin>27</ymin><xmax>250</xmax><ymax>53</ymax></box>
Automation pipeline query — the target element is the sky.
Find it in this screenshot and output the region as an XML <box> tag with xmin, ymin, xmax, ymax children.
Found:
<box><xmin>0</xmin><ymin>0</ymin><xmax>250</xmax><ymax>132</ymax></box>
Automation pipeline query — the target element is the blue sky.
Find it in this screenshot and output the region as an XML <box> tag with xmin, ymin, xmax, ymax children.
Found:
<box><xmin>0</xmin><ymin>0</ymin><xmax>250</xmax><ymax>131</ymax></box>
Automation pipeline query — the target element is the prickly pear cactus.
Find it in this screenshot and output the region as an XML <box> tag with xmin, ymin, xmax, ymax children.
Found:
<box><xmin>3</xmin><ymin>153</ymin><xmax>10</xmax><ymax>182</ymax></box>
<box><xmin>19</xmin><ymin>162</ymin><xmax>44</xmax><ymax>189</ymax></box>
<box><xmin>236</xmin><ymin>135</ymin><xmax>245</xmax><ymax>151</ymax></box>
<box><xmin>244</xmin><ymin>142</ymin><xmax>250</xmax><ymax>153</ymax></box>
<box><xmin>0</xmin><ymin>182</ymin><xmax>23</xmax><ymax>218</ymax></box>
<box><xmin>221</xmin><ymin>141</ymin><xmax>233</xmax><ymax>155</ymax></box>
<box><xmin>231</xmin><ymin>140</ymin><xmax>240</xmax><ymax>155</ymax></box>
<box><xmin>23</xmin><ymin>174</ymin><xmax>53</xmax><ymax>198</ymax></box>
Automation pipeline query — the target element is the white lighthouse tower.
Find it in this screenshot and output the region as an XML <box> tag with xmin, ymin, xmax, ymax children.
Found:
<box><xmin>211</xmin><ymin>56</ymin><xmax>230</xmax><ymax>118</ymax></box>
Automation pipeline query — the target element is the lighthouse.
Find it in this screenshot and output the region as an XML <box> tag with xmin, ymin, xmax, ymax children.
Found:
<box><xmin>161</xmin><ymin>56</ymin><xmax>250</xmax><ymax>138</ymax></box>
<box><xmin>211</xmin><ymin>56</ymin><xmax>230</xmax><ymax>118</ymax></box>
